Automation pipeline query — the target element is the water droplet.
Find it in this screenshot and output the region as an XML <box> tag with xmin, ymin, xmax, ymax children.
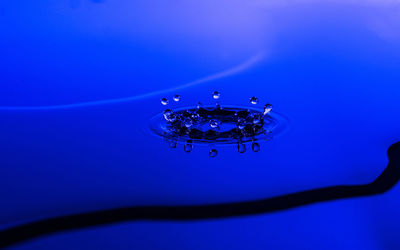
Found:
<box><xmin>252</xmin><ymin>142</ymin><xmax>260</xmax><ymax>152</ymax></box>
<box><xmin>253</xmin><ymin>114</ymin><xmax>261</xmax><ymax>124</ymax></box>
<box><xmin>212</xmin><ymin>91</ymin><xmax>220</xmax><ymax>100</ymax></box>
<box><xmin>163</xmin><ymin>109</ymin><xmax>173</xmax><ymax>116</ymax></box>
<box><xmin>169</xmin><ymin>141</ymin><xmax>177</xmax><ymax>148</ymax></box>
<box><xmin>163</xmin><ymin>109</ymin><xmax>174</xmax><ymax>121</ymax></box>
<box><xmin>191</xmin><ymin>112</ymin><xmax>200</xmax><ymax>122</ymax></box>
<box><xmin>209</xmin><ymin>119</ymin><xmax>220</xmax><ymax>129</ymax></box>
<box><xmin>168</xmin><ymin>114</ymin><xmax>177</xmax><ymax>122</ymax></box>
<box><xmin>250</xmin><ymin>96</ymin><xmax>258</xmax><ymax>105</ymax></box>
<box><xmin>173</xmin><ymin>95</ymin><xmax>181</xmax><ymax>102</ymax></box>
<box><xmin>184</xmin><ymin>143</ymin><xmax>193</xmax><ymax>153</ymax></box>
<box><xmin>184</xmin><ymin>118</ymin><xmax>193</xmax><ymax>128</ymax></box>
<box><xmin>263</xmin><ymin>104</ymin><xmax>273</xmax><ymax>115</ymax></box>
<box><xmin>209</xmin><ymin>149</ymin><xmax>218</xmax><ymax>158</ymax></box>
<box><xmin>161</xmin><ymin>98</ymin><xmax>169</xmax><ymax>105</ymax></box>
<box><xmin>237</xmin><ymin>143</ymin><xmax>246</xmax><ymax>153</ymax></box>
<box><xmin>163</xmin><ymin>110</ymin><xmax>176</xmax><ymax>122</ymax></box>
<box><xmin>237</xmin><ymin>118</ymin><xmax>246</xmax><ymax>130</ymax></box>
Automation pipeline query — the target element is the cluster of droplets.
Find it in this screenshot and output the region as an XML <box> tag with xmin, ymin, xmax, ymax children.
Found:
<box><xmin>159</xmin><ymin>91</ymin><xmax>273</xmax><ymax>157</ymax></box>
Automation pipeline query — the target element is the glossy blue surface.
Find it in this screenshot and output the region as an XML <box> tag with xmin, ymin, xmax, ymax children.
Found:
<box><xmin>1</xmin><ymin>0</ymin><xmax>400</xmax><ymax>249</ymax></box>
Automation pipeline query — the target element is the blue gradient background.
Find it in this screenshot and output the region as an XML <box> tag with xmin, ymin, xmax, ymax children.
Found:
<box><xmin>1</xmin><ymin>0</ymin><xmax>400</xmax><ymax>249</ymax></box>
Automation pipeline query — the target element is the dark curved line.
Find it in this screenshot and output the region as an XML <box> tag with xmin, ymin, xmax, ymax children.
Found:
<box><xmin>1</xmin><ymin>141</ymin><xmax>399</xmax><ymax>248</ymax></box>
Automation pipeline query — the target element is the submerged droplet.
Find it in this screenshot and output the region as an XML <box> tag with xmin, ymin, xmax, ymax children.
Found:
<box><xmin>212</xmin><ymin>91</ymin><xmax>220</xmax><ymax>99</ymax></box>
<box><xmin>184</xmin><ymin>118</ymin><xmax>193</xmax><ymax>128</ymax></box>
<box><xmin>209</xmin><ymin>119</ymin><xmax>220</xmax><ymax>129</ymax></box>
<box><xmin>250</xmin><ymin>96</ymin><xmax>259</xmax><ymax>105</ymax></box>
<box><xmin>168</xmin><ymin>114</ymin><xmax>177</xmax><ymax>122</ymax></box>
<box><xmin>263</xmin><ymin>104</ymin><xmax>273</xmax><ymax>115</ymax></box>
<box><xmin>163</xmin><ymin>109</ymin><xmax>175</xmax><ymax>122</ymax></box>
<box><xmin>252</xmin><ymin>114</ymin><xmax>261</xmax><ymax>124</ymax></box>
<box><xmin>164</xmin><ymin>112</ymin><xmax>176</xmax><ymax>122</ymax></box>
<box><xmin>209</xmin><ymin>149</ymin><xmax>218</xmax><ymax>158</ymax></box>
<box><xmin>161</xmin><ymin>98</ymin><xmax>169</xmax><ymax>105</ymax></box>
<box><xmin>190</xmin><ymin>112</ymin><xmax>200</xmax><ymax>122</ymax></box>
<box><xmin>173</xmin><ymin>95</ymin><xmax>181</xmax><ymax>102</ymax></box>
<box><xmin>237</xmin><ymin>119</ymin><xmax>246</xmax><ymax>130</ymax></box>
<box><xmin>252</xmin><ymin>142</ymin><xmax>260</xmax><ymax>152</ymax></box>
<box><xmin>163</xmin><ymin>109</ymin><xmax>173</xmax><ymax>116</ymax></box>
<box><xmin>237</xmin><ymin>143</ymin><xmax>246</xmax><ymax>153</ymax></box>
<box><xmin>184</xmin><ymin>143</ymin><xmax>193</xmax><ymax>153</ymax></box>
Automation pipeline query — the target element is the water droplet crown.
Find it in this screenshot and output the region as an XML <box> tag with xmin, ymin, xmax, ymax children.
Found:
<box><xmin>151</xmin><ymin>92</ymin><xmax>282</xmax><ymax>156</ymax></box>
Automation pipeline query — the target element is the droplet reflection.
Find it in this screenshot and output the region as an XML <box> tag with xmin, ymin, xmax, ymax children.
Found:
<box><xmin>209</xmin><ymin>149</ymin><xmax>218</xmax><ymax>158</ymax></box>
<box><xmin>237</xmin><ymin>143</ymin><xmax>246</xmax><ymax>153</ymax></box>
<box><xmin>252</xmin><ymin>142</ymin><xmax>260</xmax><ymax>152</ymax></box>
<box><xmin>184</xmin><ymin>143</ymin><xmax>193</xmax><ymax>153</ymax></box>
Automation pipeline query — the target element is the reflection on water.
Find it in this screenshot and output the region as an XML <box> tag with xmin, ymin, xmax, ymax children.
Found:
<box><xmin>1</xmin><ymin>142</ymin><xmax>399</xmax><ymax>248</ymax></box>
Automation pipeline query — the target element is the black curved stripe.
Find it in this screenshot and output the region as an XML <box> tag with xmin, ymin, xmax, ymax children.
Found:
<box><xmin>1</xmin><ymin>142</ymin><xmax>399</xmax><ymax>248</ymax></box>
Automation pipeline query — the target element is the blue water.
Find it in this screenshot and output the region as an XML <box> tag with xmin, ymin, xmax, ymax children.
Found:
<box><xmin>1</xmin><ymin>1</ymin><xmax>400</xmax><ymax>249</ymax></box>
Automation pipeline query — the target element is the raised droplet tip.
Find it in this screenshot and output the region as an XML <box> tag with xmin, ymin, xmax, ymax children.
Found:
<box><xmin>263</xmin><ymin>104</ymin><xmax>273</xmax><ymax>115</ymax></box>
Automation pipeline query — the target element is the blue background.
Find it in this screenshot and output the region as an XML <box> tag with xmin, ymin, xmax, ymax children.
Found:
<box><xmin>1</xmin><ymin>0</ymin><xmax>400</xmax><ymax>249</ymax></box>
